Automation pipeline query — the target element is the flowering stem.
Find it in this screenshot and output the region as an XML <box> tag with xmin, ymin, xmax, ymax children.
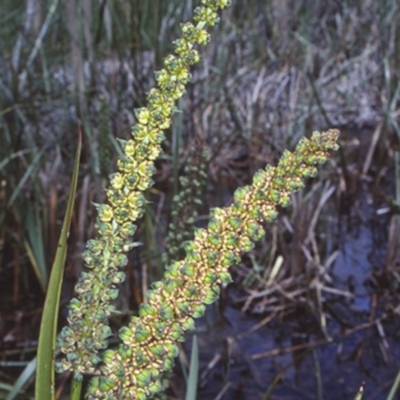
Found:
<box><xmin>56</xmin><ymin>0</ymin><xmax>233</xmax><ymax>383</ymax></box>
<box><xmin>86</xmin><ymin>129</ymin><xmax>340</xmax><ymax>400</ymax></box>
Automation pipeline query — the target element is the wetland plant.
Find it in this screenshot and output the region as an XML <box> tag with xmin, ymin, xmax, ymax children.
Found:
<box><xmin>35</xmin><ymin>1</ymin><xmax>340</xmax><ymax>399</ymax></box>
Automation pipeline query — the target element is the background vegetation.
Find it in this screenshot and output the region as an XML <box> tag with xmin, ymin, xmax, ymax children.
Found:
<box><xmin>1</xmin><ymin>0</ymin><xmax>400</xmax><ymax>399</ymax></box>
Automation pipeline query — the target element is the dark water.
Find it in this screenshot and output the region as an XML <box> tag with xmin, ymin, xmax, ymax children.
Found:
<box><xmin>180</xmin><ymin>193</ymin><xmax>400</xmax><ymax>400</ymax></box>
<box><xmin>184</xmin><ymin>304</ymin><xmax>400</xmax><ymax>400</ymax></box>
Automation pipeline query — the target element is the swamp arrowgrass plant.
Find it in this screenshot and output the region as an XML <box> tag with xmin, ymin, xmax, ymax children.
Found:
<box><xmin>52</xmin><ymin>1</ymin><xmax>340</xmax><ymax>399</ymax></box>
<box><xmin>85</xmin><ymin>129</ymin><xmax>339</xmax><ymax>400</ymax></box>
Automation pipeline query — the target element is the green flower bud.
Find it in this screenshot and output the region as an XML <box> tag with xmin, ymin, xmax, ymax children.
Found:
<box><xmin>227</xmin><ymin>216</ymin><xmax>241</xmax><ymax>230</ymax></box>
<box><xmin>106</xmin><ymin>288</ymin><xmax>119</xmax><ymax>300</ymax></box>
<box><xmin>264</xmin><ymin>207</ymin><xmax>278</xmax><ymax>222</ymax></box>
<box><xmin>86</xmin><ymin>239</ymin><xmax>102</xmax><ymax>255</ymax></box>
<box><xmin>113</xmin><ymin>255</ymin><xmax>128</xmax><ymax>270</ymax></box>
<box><xmin>186</xmin><ymin>283</ymin><xmax>201</xmax><ymax>298</ymax></box>
<box><xmin>203</xmin><ymin>286</ymin><xmax>219</xmax><ymax>304</ymax></box>
<box><xmin>120</xmin><ymin>222</ymin><xmax>137</xmax><ymax>239</ymax></box>
<box><xmin>153</xmin><ymin>321</ymin><xmax>167</xmax><ymax>337</ymax></box>
<box><xmin>139</xmin><ymin>303</ymin><xmax>157</xmax><ymax>318</ymax></box>
<box><xmin>134</xmin><ymin>348</ymin><xmax>147</xmax><ymax>365</ymax></box>
<box><xmin>225</xmin><ymin>231</ymin><xmax>240</xmax><ymax>248</ymax></box>
<box><xmin>181</xmin><ymin>22</ymin><xmax>197</xmax><ymax>41</ymax></box>
<box><xmin>181</xmin><ymin>317</ymin><xmax>195</xmax><ymax>331</ymax></box>
<box><xmin>208</xmin><ymin>217</ymin><xmax>221</xmax><ymax>233</ymax></box>
<box><xmin>303</xmin><ymin>166</ymin><xmax>318</xmax><ymax>177</ymax></box>
<box><xmin>159</xmin><ymin>303</ymin><xmax>174</xmax><ymax>321</ymax></box>
<box><xmin>181</xmin><ymin>49</ymin><xmax>200</xmax><ymax>66</ymax></box>
<box><xmin>240</xmin><ymin>236</ymin><xmax>254</xmax><ymax>252</ymax></box>
<box><xmin>221</xmin><ymin>250</ymin><xmax>240</xmax><ymax>267</ymax></box>
<box><xmin>55</xmin><ymin>360</ymin><xmax>69</xmax><ymax>374</ymax></box>
<box><xmin>135</xmin><ymin>390</ymin><xmax>147</xmax><ymax>400</ymax></box>
<box><xmin>180</xmin><ymin>261</ymin><xmax>196</xmax><ymax>277</ymax></box>
<box><xmin>118</xmin><ymin>326</ymin><xmax>134</xmax><ymax>343</ymax></box>
<box><xmin>194</xmin><ymin>6</ymin><xmax>219</xmax><ymax>26</ymax></box>
<box><xmin>148</xmin><ymin>343</ymin><xmax>167</xmax><ymax>358</ymax></box>
<box><xmin>165</xmin><ymin>265</ymin><xmax>180</xmax><ymax>280</ymax></box>
<box><xmin>205</xmin><ymin>250</ymin><xmax>218</xmax><ymax>264</ymax></box>
<box><xmin>135</xmin><ymin>108</ymin><xmax>151</xmax><ymax>125</ymax></box>
<box><xmin>269</xmin><ymin>189</ymin><xmax>281</xmax><ymax>204</ymax></box>
<box><xmin>234</xmin><ymin>186</ymin><xmax>249</xmax><ymax>203</ymax></box>
<box><xmin>170</xmin><ymin>323</ymin><xmax>184</xmax><ymax>341</ymax></box>
<box><xmin>136</xmin><ymin>369</ymin><xmax>152</xmax><ymax>387</ymax></box>
<box><xmin>82</xmin><ymin>249</ymin><xmax>93</xmax><ymax>266</ymax></box>
<box><xmin>97</xmin><ymin>204</ymin><xmax>114</xmax><ymax>222</ymax></box>
<box><xmin>147</xmin><ymin>378</ymin><xmax>165</xmax><ymax>395</ymax></box>
<box><xmin>110</xmin><ymin>173</ymin><xmax>125</xmax><ymax>190</ymax></box>
<box><xmin>99</xmin><ymin>376</ymin><xmax>117</xmax><ymax>392</ymax></box>
<box><xmin>66</xmin><ymin>352</ymin><xmax>79</xmax><ymax>362</ymax></box>
<box><xmin>164</xmin><ymin>341</ymin><xmax>179</xmax><ymax>358</ymax></box>
<box><xmin>100</xmin><ymin>325</ymin><xmax>113</xmax><ymax>340</ymax></box>
<box><xmin>69</xmin><ymin>298</ymin><xmax>83</xmax><ymax>312</ymax></box>
<box><xmin>252</xmin><ymin>169</ymin><xmax>266</xmax><ymax>187</ymax></box>
<box><xmin>192</xmin><ymin>303</ymin><xmax>206</xmax><ymax>318</ymax></box>
<box><xmin>280</xmin><ymin>193</ymin><xmax>291</xmax><ymax>207</ymax></box>
<box><xmin>164</xmin><ymin>279</ymin><xmax>177</xmax><ymax>294</ymax></box>
<box><xmin>176</xmin><ymin>301</ymin><xmax>191</xmax><ymax>316</ymax></box>
<box><xmin>119</xmin><ymin>344</ymin><xmax>133</xmax><ymax>360</ymax></box>
<box><xmin>219</xmin><ymin>271</ymin><xmax>233</xmax><ymax>284</ymax></box>
<box><xmin>73</xmin><ymin>372</ymin><xmax>83</xmax><ymax>382</ymax></box>
<box><xmin>194</xmin><ymin>28</ymin><xmax>210</xmax><ymax>45</ymax></box>
<box><xmin>102</xmin><ymin>349</ymin><xmax>116</xmax><ymax>365</ymax></box>
<box><xmin>207</xmin><ymin>232</ymin><xmax>220</xmax><ymax>247</ymax></box>
<box><xmin>134</xmin><ymin>324</ymin><xmax>153</xmax><ymax>343</ymax></box>
<box><xmin>204</xmin><ymin>270</ymin><xmax>218</xmax><ymax>285</ymax></box>
<box><xmin>246</xmin><ymin>222</ymin><xmax>265</xmax><ymax>241</ymax></box>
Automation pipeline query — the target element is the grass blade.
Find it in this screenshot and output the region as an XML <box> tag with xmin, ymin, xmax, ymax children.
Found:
<box><xmin>5</xmin><ymin>357</ymin><xmax>36</xmax><ymax>400</ymax></box>
<box><xmin>25</xmin><ymin>204</ymin><xmax>48</xmax><ymax>292</ymax></box>
<box><xmin>387</xmin><ymin>371</ymin><xmax>400</xmax><ymax>400</ymax></box>
<box><xmin>185</xmin><ymin>335</ymin><xmax>199</xmax><ymax>400</ymax></box>
<box><xmin>35</xmin><ymin>132</ymin><xmax>81</xmax><ymax>400</ymax></box>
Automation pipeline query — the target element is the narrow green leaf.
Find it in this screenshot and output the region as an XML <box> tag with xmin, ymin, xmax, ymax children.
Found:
<box><xmin>5</xmin><ymin>357</ymin><xmax>36</xmax><ymax>400</ymax></box>
<box><xmin>26</xmin><ymin>204</ymin><xmax>48</xmax><ymax>289</ymax></box>
<box><xmin>185</xmin><ymin>335</ymin><xmax>199</xmax><ymax>400</ymax></box>
<box><xmin>7</xmin><ymin>146</ymin><xmax>46</xmax><ymax>207</ymax></box>
<box><xmin>387</xmin><ymin>371</ymin><xmax>400</xmax><ymax>400</ymax></box>
<box><xmin>35</xmin><ymin>133</ymin><xmax>81</xmax><ymax>400</ymax></box>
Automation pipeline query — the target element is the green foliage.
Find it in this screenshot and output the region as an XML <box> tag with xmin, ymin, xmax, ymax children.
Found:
<box><xmin>35</xmin><ymin>134</ymin><xmax>81</xmax><ymax>400</ymax></box>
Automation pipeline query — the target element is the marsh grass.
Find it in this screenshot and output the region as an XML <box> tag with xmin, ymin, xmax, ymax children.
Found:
<box><xmin>1</xmin><ymin>0</ymin><xmax>400</xmax><ymax>399</ymax></box>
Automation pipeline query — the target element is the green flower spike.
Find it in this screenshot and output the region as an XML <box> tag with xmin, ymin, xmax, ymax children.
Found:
<box><xmin>85</xmin><ymin>129</ymin><xmax>339</xmax><ymax>399</ymax></box>
<box><xmin>56</xmin><ymin>0</ymin><xmax>232</xmax><ymax>379</ymax></box>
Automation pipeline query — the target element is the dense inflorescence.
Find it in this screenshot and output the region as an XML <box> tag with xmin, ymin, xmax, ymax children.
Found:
<box><xmin>56</xmin><ymin>0</ymin><xmax>232</xmax><ymax>381</ymax></box>
<box><xmin>85</xmin><ymin>130</ymin><xmax>340</xmax><ymax>399</ymax></box>
<box><xmin>163</xmin><ymin>142</ymin><xmax>210</xmax><ymax>264</ymax></box>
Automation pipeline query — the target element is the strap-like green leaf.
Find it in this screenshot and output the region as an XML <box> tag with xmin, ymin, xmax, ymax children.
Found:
<box><xmin>35</xmin><ymin>133</ymin><xmax>81</xmax><ymax>400</ymax></box>
<box><xmin>185</xmin><ymin>336</ymin><xmax>199</xmax><ymax>400</ymax></box>
<box><xmin>5</xmin><ymin>357</ymin><xmax>37</xmax><ymax>400</ymax></box>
